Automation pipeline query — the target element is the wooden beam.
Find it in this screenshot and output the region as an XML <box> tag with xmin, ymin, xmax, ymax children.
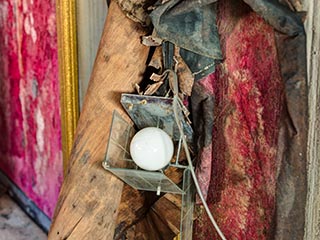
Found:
<box><xmin>114</xmin><ymin>165</ymin><xmax>184</xmax><ymax>239</ymax></box>
<box><xmin>76</xmin><ymin>0</ymin><xmax>108</xmax><ymax>108</ymax></box>
<box><xmin>48</xmin><ymin>1</ymin><xmax>149</xmax><ymax>239</ymax></box>
<box><xmin>304</xmin><ymin>0</ymin><xmax>320</xmax><ymax>239</ymax></box>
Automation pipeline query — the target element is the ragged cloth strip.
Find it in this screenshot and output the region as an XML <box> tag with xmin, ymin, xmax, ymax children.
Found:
<box><xmin>191</xmin><ymin>1</ymin><xmax>307</xmax><ymax>239</ymax></box>
<box><xmin>113</xmin><ymin>0</ymin><xmax>308</xmax><ymax>239</ymax></box>
<box><xmin>194</xmin><ymin>1</ymin><xmax>283</xmax><ymax>238</ymax></box>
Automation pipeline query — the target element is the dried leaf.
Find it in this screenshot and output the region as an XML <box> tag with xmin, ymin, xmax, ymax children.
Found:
<box><xmin>141</xmin><ymin>35</ymin><xmax>163</xmax><ymax>46</ymax></box>
<box><xmin>150</xmin><ymin>72</ymin><xmax>166</xmax><ymax>82</ymax></box>
<box><xmin>135</xmin><ymin>83</ymin><xmax>143</xmax><ymax>95</ymax></box>
<box><xmin>116</xmin><ymin>0</ymin><xmax>157</xmax><ymax>27</ymax></box>
<box><xmin>174</xmin><ymin>47</ymin><xmax>194</xmax><ymax>96</ymax></box>
<box><xmin>144</xmin><ymin>81</ymin><xmax>164</xmax><ymax>95</ymax></box>
<box><xmin>148</xmin><ymin>46</ymin><xmax>163</xmax><ymax>71</ymax></box>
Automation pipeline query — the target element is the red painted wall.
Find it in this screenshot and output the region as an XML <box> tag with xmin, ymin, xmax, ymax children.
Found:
<box><xmin>0</xmin><ymin>0</ymin><xmax>62</xmax><ymax>218</ymax></box>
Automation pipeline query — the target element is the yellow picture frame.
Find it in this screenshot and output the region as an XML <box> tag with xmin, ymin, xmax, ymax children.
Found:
<box><xmin>56</xmin><ymin>0</ymin><xmax>79</xmax><ymax>175</ymax></box>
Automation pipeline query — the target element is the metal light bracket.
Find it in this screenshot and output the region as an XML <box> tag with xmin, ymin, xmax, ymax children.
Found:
<box><xmin>102</xmin><ymin>93</ymin><xmax>195</xmax><ymax>239</ymax></box>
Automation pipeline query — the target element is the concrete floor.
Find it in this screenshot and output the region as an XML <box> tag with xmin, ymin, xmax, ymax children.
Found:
<box><xmin>0</xmin><ymin>185</ymin><xmax>47</xmax><ymax>240</ymax></box>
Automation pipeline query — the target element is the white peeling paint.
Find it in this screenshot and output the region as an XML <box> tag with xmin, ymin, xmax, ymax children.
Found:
<box><xmin>19</xmin><ymin>79</ymin><xmax>28</xmax><ymax>155</ymax></box>
<box><xmin>36</xmin><ymin>107</ymin><xmax>44</xmax><ymax>153</ymax></box>
<box><xmin>0</xmin><ymin>2</ymin><xmax>9</xmax><ymax>27</ymax></box>
<box><xmin>24</xmin><ymin>13</ymin><xmax>37</xmax><ymax>43</ymax></box>
<box><xmin>34</xmin><ymin>106</ymin><xmax>47</xmax><ymax>196</ymax></box>
<box><xmin>47</xmin><ymin>13</ymin><xmax>56</xmax><ymax>36</ymax></box>
<box><xmin>30</xmin><ymin>27</ymin><xmax>37</xmax><ymax>43</ymax></box>
<box><xmin>22</xmin><ymin>0</ymin><xmax>28</xmax><ymax>13</ymax></box>
<box><xmin>34</xmin><ymin>155</ymin><xmax>46</xmax><ymax>196</ymax></box>
<box><xmin>29</xmin><ymin>12</ymin><xmax>34</xmax><ymax>25</ymax></box>
<box><xmin>24</xmin><ymin>15</ymin><xmax>31</xmax><ymax>35</ymax></box>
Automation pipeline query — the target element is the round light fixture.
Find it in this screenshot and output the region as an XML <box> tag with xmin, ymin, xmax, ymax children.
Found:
<box><xmin>130</xmin><ymin>127</ymin><xmax>174</xmax><ymax>171</ymax></box>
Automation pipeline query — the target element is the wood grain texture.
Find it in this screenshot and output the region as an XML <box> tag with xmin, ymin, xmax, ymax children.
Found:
<box><xmin>77</xmin><ymin>0</ymin><xmax>108</xmax><ymax>108</ymax></box>
<box><xmin>123</xmin><ymin>197</ymin><xmax>180</xmax><ymax>240</ymax></box>
<box><xmin>114</xmin><ymin>162</ymin><xmax>184</xmax><ymax>238</ymax></box>
<box><xmin>304</xmin><ymin>0</ymin><xmax>320</xmax><ymax>239</ymax></box>
<box><xmin>48</xmin><ymin>1</ymin><xmax>149</xmax><ymax>239</ymax></box>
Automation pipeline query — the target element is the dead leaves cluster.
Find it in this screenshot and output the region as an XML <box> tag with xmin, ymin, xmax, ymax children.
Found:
<box><xmin>136</xmin><ymin>39</ymin><xmax>195</xmax><ymax>99</ymax></box>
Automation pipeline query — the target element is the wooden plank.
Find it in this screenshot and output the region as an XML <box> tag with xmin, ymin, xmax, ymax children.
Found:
<box><xmin>133</xmin><ymin>216</ymin><xmax>162</xmax><ymax>240</ymax></box>
<box><xmin>114</xmin><ymin>152</ymin><xmax>185</xmax><ymax>238</ymax></box>
<box><xmin>304</xmin><ymin>0</ymin><xmax>320</xmax><ymax>239</ymax></box>
<box><xmin>114</xmin><ymin>186</ymin><xmax>158</xmax><ymax>239</ymax></box>
<box><xmin>126</xmin><ymin>207</ymin><xmax>177</xmax><ymax>240</ymax></box>
<box><xmin>151</xmin><ymin>195</ymin><xmax>181</xmax><ymax>235</ymax></box>
<box><xmin>77</xmin><ymin>0</ymin><xmax>108</xmax><ymax>108</ymax></box>
<box><xmin>48</xmin><ymin>1</ymin><xmax>150</xmax><ymax>239</ymax></box>
<box><xmin>148</xmin><ymin>207</ymin><xmax>177</xmax><ymax>240</ymax></box>
<box><xmin>115</xmin><ymin>192</ymin><xmax>181</xmax><ymax>239</ymax></box>
<box><xmin>114</xmin><ymin>164</ymin><xmax>184</xmax><ymax>238</ymax></box>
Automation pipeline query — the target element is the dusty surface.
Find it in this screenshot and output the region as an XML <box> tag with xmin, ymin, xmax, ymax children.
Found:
<box><xmin>0</xmin><ymin>185</ymin><xmax>47</xmax><ymax>240</ymax></box>
<box><xmin>48</xmin><ymin>2</ymin><xmax>150</xmax><ymax>239</ymax></box>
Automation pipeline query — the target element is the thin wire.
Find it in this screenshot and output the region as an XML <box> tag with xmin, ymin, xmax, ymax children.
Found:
<box><xmin>164</xmin><ymin>69</ymin><xmax>227</xmax><ymax>240</ymax></box>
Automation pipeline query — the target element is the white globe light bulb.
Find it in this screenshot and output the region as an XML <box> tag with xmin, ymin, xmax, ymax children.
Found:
<box><xmin>130</xmin><ymin>127</ymin><xmax>174</xmax><ymax>171</ymax></box>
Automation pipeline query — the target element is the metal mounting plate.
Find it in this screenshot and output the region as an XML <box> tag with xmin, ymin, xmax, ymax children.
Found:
<box><xmin>121</xmin><ymin>94</ymin><xmax>193</xmax><ymax>142</ymax></box>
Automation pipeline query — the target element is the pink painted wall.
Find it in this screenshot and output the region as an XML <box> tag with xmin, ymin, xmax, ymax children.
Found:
<box><xmin>0</xmin><ymin>0</ymin><xmax>62</xmax><ymax>218</ymax></box>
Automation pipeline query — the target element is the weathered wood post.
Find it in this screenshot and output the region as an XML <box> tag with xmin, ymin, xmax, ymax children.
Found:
<box><xmin>48</xmin><ymin>1</ymin><xmax>149</xmax><ymax>239</ymax></box>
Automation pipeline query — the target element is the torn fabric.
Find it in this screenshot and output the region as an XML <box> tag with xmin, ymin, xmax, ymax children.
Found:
<box><xmin>149</xmin><ymin>0</ymin><xmax>222</xmax><ymax>80</ymax></box>
<box><xmin>149</xmin><ymin>0</ymin><xmax>222</xmax><ymax>59</ymax></box>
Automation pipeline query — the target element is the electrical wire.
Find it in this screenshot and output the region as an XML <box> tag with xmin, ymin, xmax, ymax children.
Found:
<box><xmin>165</xmin><ymin>69</ymin><xmax>227</xmax><ymax>240</ymax></box>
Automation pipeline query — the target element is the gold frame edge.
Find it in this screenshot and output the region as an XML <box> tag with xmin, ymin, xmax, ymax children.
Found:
<box><xmin>56</xmin><ymin>0</ymin><xmax>79</xmax><ymax>175</ymax></box>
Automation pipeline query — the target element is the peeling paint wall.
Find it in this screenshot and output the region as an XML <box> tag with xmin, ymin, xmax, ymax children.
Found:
<box><xmin>0</xmin><ymin>0</ymin><xmax>62</xmax><ymax>218</ymax></box>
